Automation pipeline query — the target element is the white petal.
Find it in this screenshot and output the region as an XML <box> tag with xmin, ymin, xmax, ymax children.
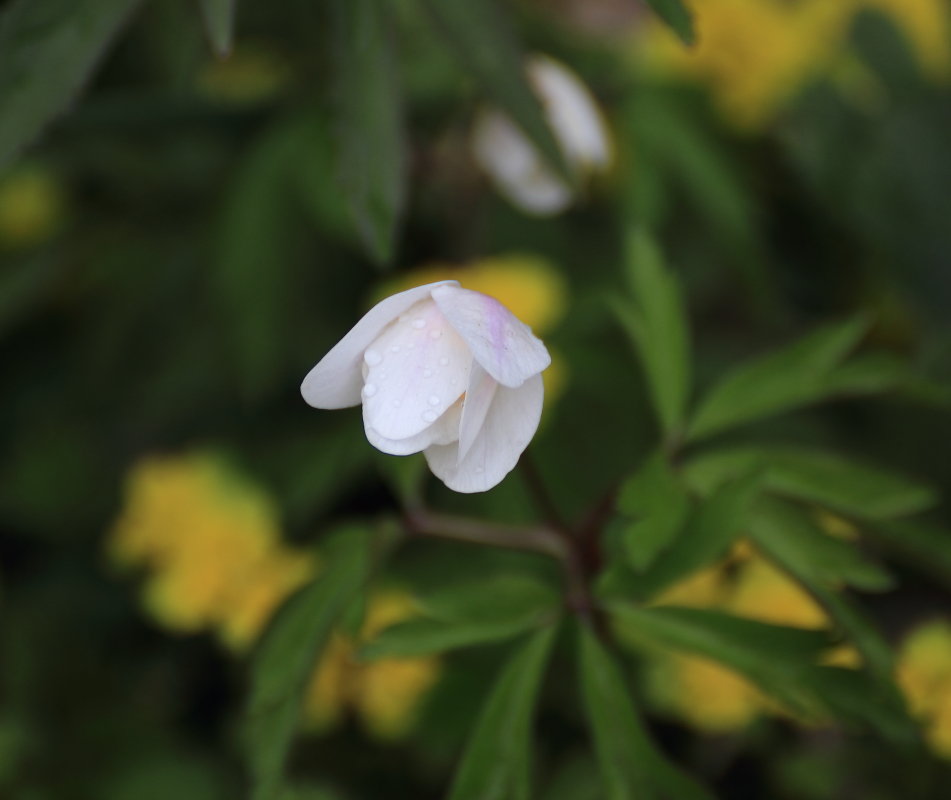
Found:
<box><xmin>528</xmin><ymin>55</ymin><xmax>612</xmax><ymax>171</ymax></box>
<box><xmin>424</xmin><ymin>374</ymin><xmax>544</xmax><ymax>493</ymax></box>
<box><xmin>362</xmin><ymin>299</ymin><xmax>471</xmax><ymax>440</ymax></box>
<box><xmin>471</xmin><ymin>109</ymin><xmax>572</xmax><ymax>216</ymax></box>
<box><xmin>431</xmin><ymin>285</ymin><xmax>551</xmax><ymax>388</ymax></box>
<box><xmin>457</xmin><ymin>362</ymin><xmax>498</xmax><ymax>462</ymax></box>
<box><xmin>301</xmin><ymin>280</ymin><xmax>459</xmax><ymax>409</ymax></box>
<box><xmin>364</xmin><ymin>399</ymin><xmax>462</xmax><ymax>456</ymax></box>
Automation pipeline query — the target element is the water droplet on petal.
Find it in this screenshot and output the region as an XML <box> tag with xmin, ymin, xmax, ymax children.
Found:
<box><xmin>439</xmin><ymin>356</ymin><xmax>450</xmax><ymax>366</ymax></box>
<box><xmin>412</xmin><ymin>318</ymin><xmax>426</xmax><ymax>329</ymax></box>
<box><xmin>475</xmin><ymin>466</ymin><xmax>485</xmax><ymax>474</ymax></box>
<box><xmin>390</xmin><ymin>345</ymin><xmax>401</xmax><ymax>354</ymax></box>
<box><xmin>364</xmin><ymin>349</ymin><xmax>382</xmax><ymax>366</ymax></box>
<box><xmin>422</xmin><ymin>410</ymin><xmax>438</xmax><ymax>423</ymax></box>
<box><xmin>430</xmin><ymin>329</ymin><xmax>442</xmax><ymax>339</ymax></box>
<box><xmin>392</xmin><ymin>399</ymin><xmax>401</xmax><ymax>408</ymax></box>
<box><xmin>428</xmin><ymin>395</ymin><xmax>440</xmax><ymax>406</ymax></box>
<box><xmin>423</xmin><ymin>369</ymin><xmax>433</xmax><ymax>378</ymax></box>
<box><xmin>363</xmin><ymin>383</ymin><xmax>378</xmax><ymax>397</ymax></box>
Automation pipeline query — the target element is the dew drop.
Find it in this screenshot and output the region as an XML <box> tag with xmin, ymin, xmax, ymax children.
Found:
<box><xmin>428</xmin><ymin>395</ymin><xmax>440</xmax><ymax>406</ymax></box>
<box><xmin>412</xmin><ymin>318</ymin><xmax>426</xmax><ymax>329</ymax></box>
<box><xmin>475</xmin><ymin>466</ymin><xmax>485</xmax><ymax>474</ymax></box>
<box><xmin>364</xmin><ymin>349</ymin><xmax>382</xmax><ymax>366</ymax></box>
<box><xmin>391</xmin><ymin>399</ymin><xmax>402</xmax><ymax>408</ymax></box>
<box><xmin>429</xmin><ymin>329</ymin><xmax>442</xmax><ymax>339</ymax></box>
<box><xmin>422</xmin><ymin>410</ymin><xmax>438</xmax><ymax>423</ymax></box>
<box><xmin>423</xmin><ymin>369</ymin><xmax>433</xmax><ymax>378</ymax></box>
<box><xmin>439</xmin><ymin>356</ymin><xmax>450</xmax><ymax>366</ymax></box>
<box><xmin>390</xmin><ymin>345</ymin><xmax>401</xmax><ymax>354</ymax></box>
<box><xmin>363</xmin><ymin>382</ymin><xmax>378</xmax><ymax>397</ymax></box>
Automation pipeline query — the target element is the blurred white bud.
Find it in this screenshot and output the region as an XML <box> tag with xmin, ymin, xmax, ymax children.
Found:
<box><xmin>472</xmin><ymin>55</ymin><xmax>613</xmax><ymax>216</ymax></box>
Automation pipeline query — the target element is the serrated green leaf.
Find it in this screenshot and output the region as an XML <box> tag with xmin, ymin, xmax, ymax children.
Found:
<box><xmin>420</xmin><ymin>0</ymin><xmax>572</xmax><ymax>183</ymax></box>
<box><xmin>867</xmin><ymin>520</ymin><xmax>951</xmax><ymax>585</ymax></box>
<box><xmin>749</xmin><ymin>500</ymin><xmax>894</xmax><ymax>680</ymax></box>
<box><xmin>332</xmin><ymin>0</ymin><xmax>406</xmax><ymax>264</ymax></box>
<box><xmin>578</xmin><ymin>626</ymin><xmax>715</xmax><ymax>800</ymax></box>
<box><xmin>749</xmin><ymin>493</ymin><xmax>893</xmax><ymax>592</ymax></box>
<box><xmin>614</xmin><ymin>229</ymin><xmax>691</xmax><ymax>439</ymax></box>
<box><xmin>616</xmin><ymin>452</ymin><xmax>691</xmax><ymax>571</ymax></box>
<box><xmin>684</xmin><ymin>445</ymin><xmax>935</xmax><ymax>521</ymax></box>
<box><xmin>448</xmin><ymin>625</ymin><xmax>558</xmax><ymax>800</ymax></box>
<box><xmin>360</xmin><ymin>615</ymin><xmax>545</xmax><ymax>661</ymax></box>
<box><xmin>244</xmin><ymin>526</ymin><xmax>375</xmax><ymax>800</ymax></box>
<box><xmin>644</xmin><ymin>0</ymin><xmax>695</xmax><ymax>46</ymax></box>
<box><xmin>687</xmin><ymin>316</ymin><xmax>869</xmax><ymax>442</ymax></box>
<box><xmin>418</xmin><ymin>574</ymin><xmax>560</xmax><ymax>626</ymax></box>
<box><xmin>609</xmin><ymin>604</ymin><xmax>830</xmax><ymax>715</ymax></box>
<box><xmin>0</xmin><ymin>0</ymin><xmax>143</xmax><ymax>169</ymax></box>
<box><xmin>799</xmin><ymin>665</ymin><xmax>919</xmax><ymax>746</ymax></box>
<box><xmin>636</xmin><ymin>472</ymin><xmax>760</xmax><ymax>600</ymax></box>
<box><xmin>197</xmin><ymin>0</ymin><xmax>234</xmax><ymax>57</ymax></box>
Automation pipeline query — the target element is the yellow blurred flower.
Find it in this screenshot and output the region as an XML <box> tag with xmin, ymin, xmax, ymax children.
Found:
<box><xmin>109</xmin><ymin>453</ymin><xmax>315</xmax><ymax>650</ymax></box>
<box><xmin>727</xmin><ymin>557</ymin><xmax>828</xmax><ymax>630</ymax></box>
<box><xmin>303</xmin><ymin>589</ymin><xmax>441</xmax><ymax>740</ymax></box>
<box><xmin>638</xmin><ymin>0</ymin><xmax>950</xmax><ymax>129</ymax></box>
<box><xmin>0</xmin><ymin>165</ymin><xmax>65</xmax><ymax>249</ymax></box>
<box><xmin>640</xmin><ymin>542</ymin><xmax>840</xmax><ymax>732</ymax></box>
<box><xmin>647</xmin><ymin>652</ymin><xmax>764</xmax><ymax>733</ymax></box>
<box><xmin>896</xmin><ymin>620</ymin><xmax>951</xmax><ymax>758</ymax></box>
<box><xmin>196</xmin><ymin>44</ymin><xmax>291</xmax><ymax>104</ymax></box>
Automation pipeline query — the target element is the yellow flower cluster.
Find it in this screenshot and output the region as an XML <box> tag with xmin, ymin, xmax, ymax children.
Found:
<box><xmin>386</xmin><ymin>254</ymin><xmax>570</xmax><ymax>403</ymax></box>
<box><xmin>0</xmin><ymin>165</ymin><xmax>65</xmax><ymax>250</ymax></box>
<box><xmin>640</xmin><ymin>541</ymin><xmax>856</xmax><ymax>732</ymax></box>
<box><xmin>896</xmin><ymin>620</ymin><xmax>951</xmax><ymax>758</ymax></box>
<box><xmin>304</xmin><ymin>590</ymin><xmax>441</xmax><ymax>740</ymax></box>
<box><xmin>108</xmin><ymin>453</ymin><xmax>439</xmax><ymax>738</ymax></box>
<box><xmin>109</xmin><ymin>453</ymin><xmax>315</xmax><ymax>652</ymax></box>
<box><xmin>640</xmin><ymin>0</ymin><xmax>951</xmax><ymax>129</ymax></box>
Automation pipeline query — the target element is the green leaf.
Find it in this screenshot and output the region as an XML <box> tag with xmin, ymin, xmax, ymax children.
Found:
<box><xmin>686</xmin><ymin>316</ymin><xmax>869</xmax><ymax>442</ymax></box>
<box><xmin>644</xmin><ymin>0</ymin><xmax>695</xmax><ymax>46</ymax></box>
<box><xmin>578</xmin><ymin>626</ymin><xmax>715</xmax><ymax>800</ymax></box>
<box><xmin>799</xmin><ymin>666</ymin><xmax>919</xmax><ymax>746</ymax></box>
<box><xmin>244</xmin><ymin>525</ymin><xmax>375</xmax><ymax>800</ymax></box>
<box><xmin>360</xmin><ymin>616</ymin><xmax>545</xmax><ymax>660</ymax></box>
<box><xmin>616</xmin><ymin>452</ymin><xmax>691</xmax><ymax>571</ymax></box>
<box><xmin>614</xmin><ymin>229</ymin><xmax>691</xmax><ymax>439</ymax></box>
<box><xmin>635</xmin><ymin>472</ymin><xmax>760</xmax><ymax>600</ymax></box>
<box><xmin>198</xmin><ymin>0</ymin><xmax>235</xmax><ymax>57</ymax></box>
<box><xmin>420</xmin><ymin>0</ymin><xmax>572</xmax><ymax>183</ymax></box>
<box><xmin>867</xmin><ymin>519</ymin><xmax>951</xmax><ymax>585</ymax></box>
<box><xmin>749</xmin><ymin>500</ymin><xmax>893</xmax><ymax>679</ymax></box>
<box><xmin>609</xmin><ymin>604</ymin><xmax>830</xmax><ymax>715</ymax></box>
<box><xmin>684</xmin><ymin>445</ymin><xmax>935</xmax><ymax>521</ymax></box>
<box><xmin>418</xmin><ymin>574</ymin><xmax>560</xmax><ymax>626</ymax></box>
<box><xmin>448</xmin><ymin>625</ymin><xmax>558</xmax><ymax>800</ymax></box>
<box><xmin>332</xmin><ymin>0</ymin><xmax>406</xmax><ymax>264</ymax></box>
<box><xmin>215</xmin><ymin>116</ymin><xmax>306</xmax><ymax>402</ymax></box>
<box><xmin>0</xmin><ymin>0</ymin><xmax>143</xmax><ymax>169</ymax></box>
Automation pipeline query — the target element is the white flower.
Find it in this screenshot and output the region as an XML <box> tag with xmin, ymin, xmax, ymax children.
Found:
<box><xmin>301</xmin><ymin>281</ymin><xmax>551</xmax><ymax>493</ymax></box>
<box><xmin>472</xmin><ymin>54</ymin><xmax>613</xmax><ymax>216</ymax></box>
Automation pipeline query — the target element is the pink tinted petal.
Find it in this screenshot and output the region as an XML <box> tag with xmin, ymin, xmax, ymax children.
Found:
<box><xmin>364</xmin><ymin>400</ymin><xmax>462</xmax><ymax>456</ymax></box>
<box><xmin>362</xmin><ymin>299</ymin><xmax>471</xmax><ymax>440</ymax></box>
<box><xmin>301</xmin><ymin>280</ymin><xmax>458</xmax><ymax>409</ymax></box>
<box><xmin>431</xmin><ymin>285</ymin><xmax>550</xmax><ymax>388</ymax></box>
<box><xmin>424</xmin><ymin>374</ymin><xmax>543</xmax><ymax>493</ymax></box>
<box><xmin>457</xmin><ymin>362</ymin><xmax>498</xmax><ymax>462</ymax></box>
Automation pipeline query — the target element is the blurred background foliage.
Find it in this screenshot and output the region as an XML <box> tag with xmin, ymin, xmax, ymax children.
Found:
<box><xmin>2</xmin><ymin>0</ymin><xmax>951</xmax><ymax>798</ymax></box>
